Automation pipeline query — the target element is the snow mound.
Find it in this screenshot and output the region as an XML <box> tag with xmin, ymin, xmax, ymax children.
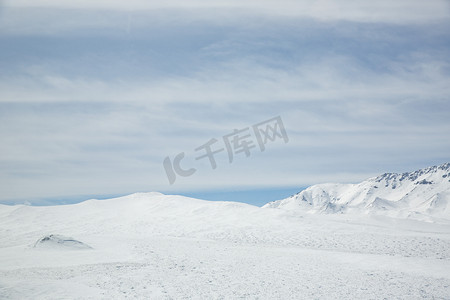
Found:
<box><xmin>33</xmin><ymin>234</ymin><xmax>92</xmax><ymax>250</ymax></box>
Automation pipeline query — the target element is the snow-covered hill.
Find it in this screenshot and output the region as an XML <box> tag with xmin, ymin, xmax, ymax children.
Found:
<box><xmin>264</xmin><ymin>163</ymin><xmax>450</xmax><ymax>221</ymax></box>
<box><xmin>1</xmin><ymin>190</ymin><xmax>450</xmax><ymax>298</ymax></box>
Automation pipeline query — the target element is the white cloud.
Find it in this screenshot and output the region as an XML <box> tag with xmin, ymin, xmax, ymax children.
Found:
<box><xmin>4</xmin><ymin>0</ymin><xmax>450</xmax><ymax>23</ymax></box>
<box><xmin>1</xmin><ymin>0</ymin><xmax>449</xmax><ymax>37</ymax></box>
<box><xmin>1</xmin><ymin>0</ymin><xmax>449</xmax><ymax>202</ymax></box>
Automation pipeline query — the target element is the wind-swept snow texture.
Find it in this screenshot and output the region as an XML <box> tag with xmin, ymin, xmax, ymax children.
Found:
<box><xmin>265</xmin><ymin>163</ymin><xmax>450</xmax><ymax>222</ymax></box>
<box><xmin>1</xmin><ymin>166</ymin><xmax>450</xmax><ymax>299</ymax></box>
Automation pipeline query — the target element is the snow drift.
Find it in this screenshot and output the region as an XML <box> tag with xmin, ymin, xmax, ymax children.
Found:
<box><xmin>33</xmin><ymin>234</ymin><xmax>92</xmax><ymax>250</ymax></box>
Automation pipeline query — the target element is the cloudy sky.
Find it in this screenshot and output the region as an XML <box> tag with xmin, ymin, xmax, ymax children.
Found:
<box><xmin>1</xmin><ymin>0</ymin><xmax>450</xmax><ymax>205</ymax></box>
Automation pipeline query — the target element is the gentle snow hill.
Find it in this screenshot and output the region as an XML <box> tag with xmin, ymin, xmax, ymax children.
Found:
<box><xmin>263</xmin><ymin>163</ymin><xmax>450</xmax><ymax>222</ymax></box>
<box><xmin>0</xmin><ymin>192</ymin><xmax>298</xmax><ymax>249</ymax></box>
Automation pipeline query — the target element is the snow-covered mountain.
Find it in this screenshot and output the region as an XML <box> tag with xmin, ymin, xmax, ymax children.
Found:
<box><xmin>264</xmin><ymin>163</ymin><xmax>450</xmax><ymax>221</ymax></box>
<box><xmin>1</xmin><ymin>183</ymin><xmax>450</xmax><ymax>298</ymax></box>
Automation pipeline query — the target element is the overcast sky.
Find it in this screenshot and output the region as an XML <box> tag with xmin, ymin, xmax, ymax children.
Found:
<box><xmin>1</xmin><ymin>0</ymin><xmax>450</xmax><ymax>204</ymax></box>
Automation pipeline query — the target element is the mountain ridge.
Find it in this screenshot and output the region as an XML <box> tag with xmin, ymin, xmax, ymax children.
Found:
<box><xmin>263</xmin><ymin>163</ymin><xmax>450</xmax><ymax>221</ymax></box>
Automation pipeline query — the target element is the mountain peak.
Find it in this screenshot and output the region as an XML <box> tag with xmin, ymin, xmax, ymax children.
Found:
<box><xmin>375</xmin><ymin>163</ymin><xmax>450</xmax><ymax>184</ymax></box>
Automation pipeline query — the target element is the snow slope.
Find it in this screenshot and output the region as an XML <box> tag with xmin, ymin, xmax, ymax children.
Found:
<box><xmin>264</xmin><ymin>163</ymin><xmax>450</xmax><ymax>221</ymax></box>
<box><xmin>1</xmin><ymin>191</ymin><xmax>450</xmax><ymax>299</ymax></box>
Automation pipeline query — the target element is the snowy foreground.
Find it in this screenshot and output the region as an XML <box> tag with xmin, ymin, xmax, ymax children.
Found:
<box><xmin>1</xmin><ymin>192</ymin><xmax>450</xmax><ymax>299</ymax></box>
